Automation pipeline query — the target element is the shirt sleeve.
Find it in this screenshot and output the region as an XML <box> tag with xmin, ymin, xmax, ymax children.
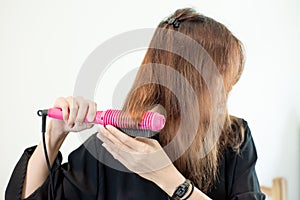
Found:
<box><xmin>5</xmin><ymin>145</ymin><xmax>63</xmax><ymax>199</ymax></box>
<box><xmin>228</xmin><ymin>120</ymin><xmax>266</xmax><ymax>200</ymax></box>
<box><xmin>5</xmin><ymin>135</ymin><xmax>101</xmax><ymax>200</ymax></box>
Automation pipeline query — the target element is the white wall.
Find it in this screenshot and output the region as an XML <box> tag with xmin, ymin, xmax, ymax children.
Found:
<box><xmin>1</xmin><ymin>0</ymin><xmax>299</xmax><ymax>199</ymax></box>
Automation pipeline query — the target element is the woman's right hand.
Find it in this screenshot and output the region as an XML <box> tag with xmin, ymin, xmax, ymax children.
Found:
<box><xmin>48</xmin><ymin>96</ymin><xmax>97</xmax><ymax>146</ymax></box>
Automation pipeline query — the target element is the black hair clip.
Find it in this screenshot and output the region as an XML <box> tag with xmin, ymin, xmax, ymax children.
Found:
<box><xmin>167</xmin><ymin>17</ymin><xmax>180</xmax><ymax>28</ymax></box>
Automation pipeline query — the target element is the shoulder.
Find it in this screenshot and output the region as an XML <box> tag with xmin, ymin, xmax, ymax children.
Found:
<box><xmin>239</xmin><ymin>118</ymin><xmax>256</xmax><ymax>153</ymax></box>
<box><xmin>235</xmin><ymin>117</ymin><xmax>256</xmax><ymax>154</ymax></box>
<box><xmin>224</xmin><ymin>117</ymin><xmax>259</xmax><ymax>168</ymax></box>
<box><xmin>226</xmin><ymin>116</ymin><xmax>254</xmax><ymax>153</ymax></box>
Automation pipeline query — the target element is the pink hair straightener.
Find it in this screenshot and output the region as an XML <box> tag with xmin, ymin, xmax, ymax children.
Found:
<box><xmin>38</xmin><ymin>108</ymin><xmax>166</xmax><ymax>137</ymax></box>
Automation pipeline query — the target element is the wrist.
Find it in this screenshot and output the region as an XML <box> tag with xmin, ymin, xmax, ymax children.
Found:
<box><xmin>155</xmin><ymin>165</ymin><xmax>186</xmax><ymax>197</ymax></box>
<box><xmin>46</xmin><ymin>120</ymin><xmax>67</xmax><ymax>151</ymax></box>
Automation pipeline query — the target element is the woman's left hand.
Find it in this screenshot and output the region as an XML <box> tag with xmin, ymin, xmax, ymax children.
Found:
<box><xmin>97</xmin><ymin>125</ymin><xmax>186</xmax><ymax>196</ymax></box>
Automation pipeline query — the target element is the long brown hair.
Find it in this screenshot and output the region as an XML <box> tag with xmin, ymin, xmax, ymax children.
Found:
<box><xmin>123</xmin><ymin>8</ymin><xmax>245</xmax><ymax>193</ymax></box>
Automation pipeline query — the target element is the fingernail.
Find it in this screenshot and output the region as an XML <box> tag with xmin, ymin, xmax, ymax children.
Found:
<box><xmin>87</xmin><ymin>115</ymin><xmax>94</xmax><ymax>122</ymax></box>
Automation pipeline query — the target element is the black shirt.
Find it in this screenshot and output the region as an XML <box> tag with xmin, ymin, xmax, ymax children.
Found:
<box><xmin>5</xmin><ymin>119</ymin><xmax>265</xmax><ymax>200</ymax></box>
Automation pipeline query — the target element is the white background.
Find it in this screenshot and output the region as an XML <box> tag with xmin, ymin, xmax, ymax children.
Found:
<box><xmin>1</xmin><ymin>0</ymin><xmax>299</xmax><ymax>199</ymax></box>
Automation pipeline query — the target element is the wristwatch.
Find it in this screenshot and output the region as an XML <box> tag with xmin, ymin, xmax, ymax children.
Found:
<box><xmin>171</xmin><ymin>179</ymin><xmax>192</xmax><ymax>200</ymax></box>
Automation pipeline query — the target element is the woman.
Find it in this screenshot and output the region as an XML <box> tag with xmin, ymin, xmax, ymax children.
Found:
<box><xmin>6</xmin><ymin>8</ymin><xmax>265</xmax><ymax>200</ymax></box>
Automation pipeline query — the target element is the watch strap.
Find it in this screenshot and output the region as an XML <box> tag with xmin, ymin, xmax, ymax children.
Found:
<box><xmin>171</xmin><ymin>179</ymin><xmax>192</xmax><ymax>200</ymax></box>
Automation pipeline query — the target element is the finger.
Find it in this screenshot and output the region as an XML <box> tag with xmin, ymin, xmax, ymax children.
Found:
<box><xmin>54</xmin><ymin>97</ymin><xmax>69</xmax><ymax>121</ymax></box>
<box><xmin>75</xmin><ymin>97</ymin><xmax>89</xmax><ymax>123</ymax></box>
<box><xmin>97</xmin><ymin>126</ymin><xmax>115</xmax><ymax>145</ymax></box>
<box><xmin>86</xmin><ymin>101</ymin><xmax>97</xmax><ymax>122</ymax></box>
<box><xmin>97</xmin><ymin>126</ymin><xmax>132</xmax><ymax>152</ymax></box>
<box><xmin>98</xmin><ymin>126</ymin><xmax>122</xmax><ymax>145</ymax></box>
<box><xmin>135</xmin><ymin>137</ymin><xmax>159</xmax><ymax>148</ymax></box>
<box><xmin>66</xmin><ymin>96</ymin><xmax>79</xmax><ymax>127</ymax></box>
<box><xmin>106</xmin><ymin>125</ymin><xmax>145</xmax><ymax>150</ymax></box>
<box><xmin>102</xmin><ymin>143</ymin><xmax>149</xmax><ymax>174</ymax></box>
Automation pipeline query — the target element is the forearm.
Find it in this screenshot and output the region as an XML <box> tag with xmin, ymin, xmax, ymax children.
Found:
<box><xmin>22</xmin><ymin>122</ymin><xmax>66</xmax><ymax>199</ymax></box>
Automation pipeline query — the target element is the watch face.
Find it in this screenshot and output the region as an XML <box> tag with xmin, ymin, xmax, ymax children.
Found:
<box><xmin>176</xmin><ymin>186</ymin><xmax>186</xmax><ymax>197</ymax></box>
